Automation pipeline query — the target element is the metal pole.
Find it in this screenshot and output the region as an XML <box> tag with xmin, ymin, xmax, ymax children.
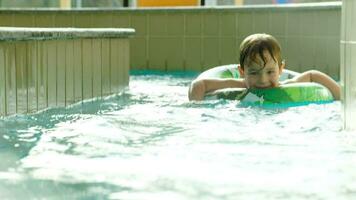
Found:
<box><xmin>340</xmin><ymin>0</ymin><xmax>356</xmax><ymax>131</ymax></box>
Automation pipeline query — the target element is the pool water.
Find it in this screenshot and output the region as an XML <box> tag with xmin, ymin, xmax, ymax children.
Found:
<box><xmin>0</xmin><ymin>71</ymin><xmax>355</xmax><ymax>200</ymax></box>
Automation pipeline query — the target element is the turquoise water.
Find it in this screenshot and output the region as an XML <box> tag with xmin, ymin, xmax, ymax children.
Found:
<box><xmin>0</xmin><ymin>71</ymin><xmax>355</xmax><ymax>200</ymax></box>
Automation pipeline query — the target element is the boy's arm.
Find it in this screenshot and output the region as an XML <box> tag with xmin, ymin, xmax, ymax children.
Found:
<box><xmin>285</xmin><ymin>70</ymin><xmax>340</xmax><ymax>100</ymax></box>
<box><xmin>188</xmin><ymin>78</ymin><xmax>246</xmax><ymax>101</ymax></box>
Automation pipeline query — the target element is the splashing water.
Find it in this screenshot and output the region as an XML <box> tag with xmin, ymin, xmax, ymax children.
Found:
<box><xmin>0</xmin><ymin>71</ymin><xmax>354</xmax><ymax>200</ymax></box>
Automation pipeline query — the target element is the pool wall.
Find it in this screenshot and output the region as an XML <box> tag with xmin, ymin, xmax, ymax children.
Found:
<box><xmin>0</xmin><ymin>27</ymin><xmax>134</xmax><ymax>116</ymax></box>
<box><xmin>0</xmin><ymin>2</ymin><xmax>341</xmax><ymax>79</ymax></box>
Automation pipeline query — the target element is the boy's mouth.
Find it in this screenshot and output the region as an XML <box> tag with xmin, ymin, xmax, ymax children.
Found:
<box><xmin>254</xmin><ymin>85</ymin><xmax>272</xmax><ymax>89</ymax></box>
<box><xmin>253</xmin><ymin>82</ymin><xmax>279</xmax><ymax>89</ymax></box>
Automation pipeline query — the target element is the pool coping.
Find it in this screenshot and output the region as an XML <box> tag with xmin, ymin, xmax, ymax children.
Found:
<box><xmin>0</xmin><ymin>27</ymin><xmax>135</xmax><ymax>41</ymax></box>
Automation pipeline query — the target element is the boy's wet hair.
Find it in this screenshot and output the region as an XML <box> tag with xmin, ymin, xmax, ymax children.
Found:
<box><xmin>239</xmin><ymin>33</ymin><xmax>283</xmax><ymax>70</ymax></box>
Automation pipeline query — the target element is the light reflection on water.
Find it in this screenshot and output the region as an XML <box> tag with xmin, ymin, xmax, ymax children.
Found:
<box><xmin>1</xmin><ymin>71</ymin><xmax>355</xmax><ymax>200</ymax></box>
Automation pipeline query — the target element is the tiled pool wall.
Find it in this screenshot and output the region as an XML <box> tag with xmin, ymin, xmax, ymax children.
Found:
<box><xmin>0</xmin><ymin>2</ymin><xmax>341</xmax><ymax>79</ymax></box>
<box><xmin>0</xmin><ymin>28</ymin><xmax>134</xmax><ymax>116</ymax></box>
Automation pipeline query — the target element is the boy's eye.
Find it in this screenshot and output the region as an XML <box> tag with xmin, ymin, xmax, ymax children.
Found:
<box><xmin>248</xmin><ymin>71</ymin><xmax>258</xmax><ymax>75</ymax></box>
<box><xmin>268</xmin><ymin>70</ymin><xmax>275</xmax><ymax>74</ymax></box>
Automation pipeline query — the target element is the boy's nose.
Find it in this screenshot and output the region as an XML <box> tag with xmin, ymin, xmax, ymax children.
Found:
<box><xmin>259</xmin><ymin>73</ymin><xmax>268</xmax><ymax>83</ymax></box>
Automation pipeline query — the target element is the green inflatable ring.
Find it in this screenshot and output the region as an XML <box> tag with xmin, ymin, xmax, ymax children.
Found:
<box><xmin>201</xmin><ymin>65</ymin><xmax>334</xmax><ymax>107</ymax></box>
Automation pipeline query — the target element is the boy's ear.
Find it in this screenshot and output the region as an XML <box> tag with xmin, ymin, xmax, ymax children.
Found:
<box><xmin>238</xmin><ymin>64</ymin><xmax>245</xmax><ymax>77</ymax></box>
<box><xmin>279</xmin><ymin>61</ymin><xmax>285</xmax><ymax>74</ymax></box>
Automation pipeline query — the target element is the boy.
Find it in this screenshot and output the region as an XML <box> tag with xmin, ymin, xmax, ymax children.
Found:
<box><xmin>188</xmin><ymin>33</ymin><xmax>340</xmax><ymax>101</ymax></box>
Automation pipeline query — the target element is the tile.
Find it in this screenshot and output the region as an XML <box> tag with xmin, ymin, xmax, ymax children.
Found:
<box><xmin>220</xmin><ymin>37</ymin><xmax>237</xmax><ymax>65</ymax></box>
<box><xmin>202</xmin><ymin>37</ymin><xmax>219</xmax><ymax>70</ymax></box>
<box><xmin>326</xmin><ymin>37</ymin><xmax>340</xmax><ymax>80</ymax></box>
<box><xmin>110</xmin><ymin>38</ymin><xmax>120</xmax><ymax>93</ymax></box>
<box><xmin>299</xmin><ymin>37</ymin><xmax>316</xmax><ymax>71</ymax></box>
<box><xmin>203</xmin><ymin>12</ymin><xmax>219</xmax><ymax>36</ymax></box>
<box><xmin>101</xmin><ymin>39</ymin><xmax>111</xmax><ymax>96</ymax></box>
<box><xmin>269</xmin><ymin>11</ymin><xmax>287</xmax><ymax>37</ymax></box>
<box><xmin>185</xmin><ymin>12</ymin><xmax>202</xmax><ymax>36</ymax></box>
<box><xmin>326</xmin><ymin>10</ymin><xmax>340</xmax><ymax>38</ymax></box>
<box><xmin>82</xmin><ymin>39</ymin><xmax>93</xmax><ymax>99</ymax></box>
<box><xmin>237</xmin><ymin>12</ymin><xmax>254</xmax><ymax>38</ymax></box>
<box><xmin>236</xmin><ymin>37</ymin><xmax>244</xmax><ymax>64</ymax></box>
<box><xmin>148</xmin><ymin>13</ymin><xmax>167</xmax><ymax>36</ymax></box>
<box><xmin>286</xmin><ymin>11</ymin><xmax>300</xmax><ymax>37</ymax></box>
<box><xmin>46</xmin><ymin>40</ymin><xmax>57</xmax><ymax>107</ymax></box>
<box><xmin>122</xmin><ymin>39</ymin><xmax>130</xmax><ymax>87</ymax></box>
<box><xmin>313</xmin><ymin>38</ymin><xmax>329</xmax><ymax>74</ymax></box>
<box><xmin>117</xmin><ymin>39</ymin><xmax>126</xmax><ymax>90</ymax></box>
<box><xmin>284</xmin><ymin>36</ymin><xmax>301</xmax><ymax>72</ymax></box>
<box><xmin>253</xmin><ymin>11</ymin><xmax>270</xmax><ymax>34</ymax></box>
<box><xmin>166</xmin><ymin>13</ymin><xmax>184</xmax><ymax>36</ymax></box>
<box><xmin>27</xmin><ymin>41</ymin><xmax>38</xmax><ymax>113</ymax></box>
<box><xmin>275</xmin><ymin>36</ymin><xmax>286</xmax><ymax>54</ymax></box>
<box><xmin>184</xmin><ymin>37</ymin><xmax>202</xmax><ymax>72</ymax></box>
<box><xmin>93</xmin><ymin>12</ymin><xmax>113</xmax><ymax>28</ymax></box>
<box><xmin>313</xmin><ymin>10</ymin><xmax>329</xmax><ymax>37</ymax></box>
<box><xmin>130</xmin><ymin>37</ymin><xmax>147</xmax><ymax>70</ymax></box>
<box><xmin>131</xmin><ymin>13</ymin><xmax>148</xmax><ymax>36</ymax></box>
<box><xmin>55</xmin><ymin>12</ymin><xmax>73</xmax><ymax>27</ymax></box>
<box><xmin>73</xmin><ymin>12</ymin><xmax>92</xmax><ymax>28</ymax></box>
<box><xmin>220</xmin><ymin>12</ymin><xmax>236</xmax><ymax>37</ymax></box>
<box><xmin>65</xmin><ymin>40</ymin><xmax>75</xmax><ymax>105</ymax></box>
<box><xmin>299</xmin><ymin>11</ymin><xmax>315</xmax><ymax>37</ymax></box>
<box><xmin>92</xmin><ymin>39</ymin><xmax>102</xmax><ymax>98</ymax></box>
<box><xmin>13</xmin><ymin>13</ymin><xmax>35</xmax><ymax>27</ymax></box>
<box><xmin>57</xmin><ymin>40</ymin><xmax>66</xmax><ymax>107</ymax></box>
<box><xmin>37</xmin><ymin>41</ymin><xmax>48</xmax><ymax>110</ymax></box>
<box><xmin>73</xmin><ymin>39</ymin><xmax>83</xmax><ymax>103</ymax></box>
<box><xmin>0</xmin><ymin>46</ymin><xmax>5</xmax><ymax>116</ymax></box>
<box><xmin>35</xmin><ymin>12</ymin><xmax>54</xmax><ymax>27</ymax></box>
<box><xmin>0</xmin><ymin>13</ymin><xmax>12</xmax><ymax>26</ymax></box>
<box><xmin>5</xmin><ymin>43</ymin><xmax>16</xmax><ymax>115</ymax></box>
<box><xmin>112</xmin><ymin>12</ymin><xmax>130</xmax><ymax>28</ymax></box>
<box><xmin>148</xmin><ymin>37</ymin><xmax>166</xmax><ymax>70</ymax></box>
<box><xmin>165</xmin><ymin>37</ymin><xmax>184</xmax><ymax>71</ymax></box>
<box><xmin>15</xmin><ymin>42</ymin><xmax>28</xmax><ymax>113</ymax></box>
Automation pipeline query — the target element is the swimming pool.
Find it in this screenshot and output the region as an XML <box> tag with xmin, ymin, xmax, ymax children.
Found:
<box><xmin>0</xmin><ymin>71</ymin><xmax>354</xmax><ymax>200</ymax></box>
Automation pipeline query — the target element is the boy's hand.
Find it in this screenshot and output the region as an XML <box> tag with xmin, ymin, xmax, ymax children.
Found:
<box><xmin>188</xmin><ymin>80</ymin><xmax>206</xmax><ymax>101</ymax></box>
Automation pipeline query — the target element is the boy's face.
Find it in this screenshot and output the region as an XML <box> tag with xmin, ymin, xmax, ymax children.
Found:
<box><xmin>239</xmin><ymin>50</ymin><xmax>283</xmax><ymax>89</ymax></box>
